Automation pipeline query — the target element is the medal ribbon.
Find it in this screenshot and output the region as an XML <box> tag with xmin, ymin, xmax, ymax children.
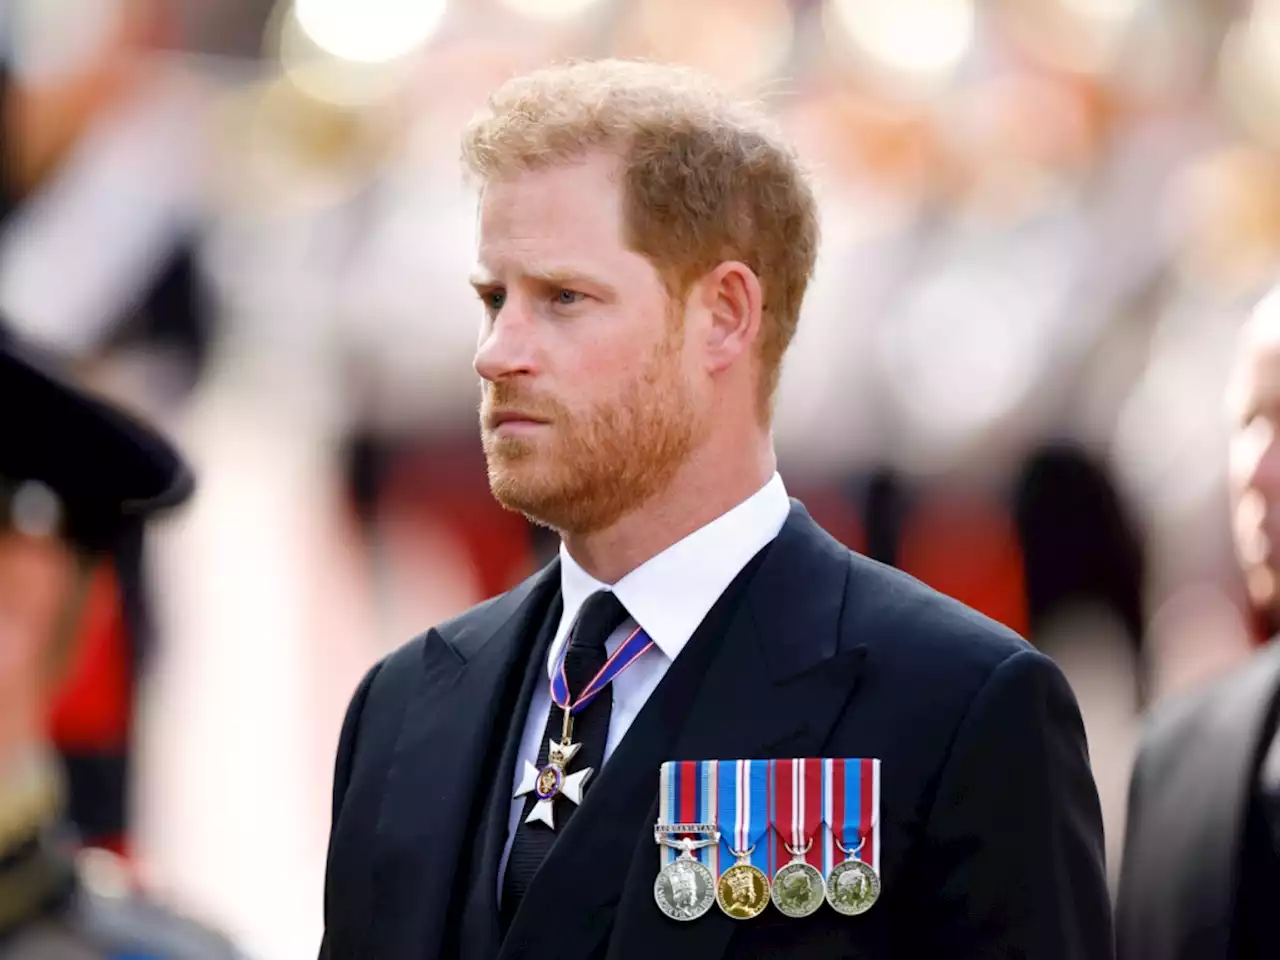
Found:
<box><xmin>716</xmin><ymin>760</ymin><xmax>769</xmax><ymax>874</ymax></box>
<box><xmin>770</xmin><ymin>758</ymin><xmax>824</xmax><ymax>873</ymax></box>
<box><xmin>658</xmin><ymin>761</ymin><xmax>718</xmax><ymax>873</ymax></box>
<box><xmin>550</xmin><ymin>622</ymin><xmax>652</xmax><ymax>715</ymax></box>
<box><xmin>822</xmin><ymin>758</ymin><xmax>881</xmax><ymax>873</ymax></box>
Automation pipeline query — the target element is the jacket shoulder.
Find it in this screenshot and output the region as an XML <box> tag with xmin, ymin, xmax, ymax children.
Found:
<box><xmin>75</xmin><ymin>895</ymin><xmax>246</xmax><ymax>959</ymax></box>
<box><xmin>375</xmin><ymin>559</ymin><xmax>558</xmax><ymax>679</ymax></box>
<box><xmin>842</xmin><ymin>548</ymin><xmax>1033</xmax><ymax>679</ymax></box>
<box><xmin>65</xmin><ymin>852</ymin><xmax>248</xmax><ymax>959</ymax></box>
<box><xmin>1136</xmin><ymin>641</ymin><xmax>1280</xmax><ymax>780</ymax></box>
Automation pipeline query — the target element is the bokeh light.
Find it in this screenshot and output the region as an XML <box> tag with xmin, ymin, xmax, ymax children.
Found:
<box><xmin>1218</xmin><ymin>1</ymin><xmax>1280</xmax><ymax>151</ymax></box>
<box><xmin>294</xmin><ymin>0</ymin><xmax>447</xmax><ymax>64</ymax></box>
<box><xmin>497</xmin><ymin>0</ymin><xmax>606</xmax><ymax>21</ymax></box>
<box><xmin>616</xmin><ymin>0</ymin><xmax>794</xmax><ymax>91</ymax></box>
<box><xmin>826</xmin><ymin>0</ymin><xmax>975</xmax><ymax>87</ymax></box>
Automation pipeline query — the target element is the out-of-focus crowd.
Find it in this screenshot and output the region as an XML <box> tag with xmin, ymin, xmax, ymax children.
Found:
<box><xmin>4</xmin><ymin>0</ymin><xmax>1280</xmax><ymax>956</ymax></box>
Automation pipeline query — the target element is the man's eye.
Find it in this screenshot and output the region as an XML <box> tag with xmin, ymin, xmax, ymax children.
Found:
<box><xmin>484</xmin><ymin>290</ymin><xmax>506</xmax><ymax>311</ymax></box>
<box><xmin>555</xmin><ymin>290</ymin><xmax>584</xmax><ymax>305</ymax></box>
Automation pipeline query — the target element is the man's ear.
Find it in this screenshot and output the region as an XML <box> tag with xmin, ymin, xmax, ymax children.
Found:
<box><xmin>697</xmin><ymin>261</ymin><xmax>763</xmax><ymax>374</ymax></box>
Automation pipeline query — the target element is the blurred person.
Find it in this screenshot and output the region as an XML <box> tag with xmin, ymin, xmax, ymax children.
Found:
<box><xmin>1</xmin><ymin>0</ymin><xmax>218</xmax><ymax>855</ymax></box>
<box><xmin>320</xmin><ymin>59</ymin><xmax>1111</xmax><ymax>960</ymax></box>
<box><xmin>1117</xmin><ymin>287</ymin><xmax>1280</xmax><ymax>960</ymax></box>
<box><xmin>0</xmin><ymin>328</ymin><xmax>244</xmax><ymax>959</ymax></box>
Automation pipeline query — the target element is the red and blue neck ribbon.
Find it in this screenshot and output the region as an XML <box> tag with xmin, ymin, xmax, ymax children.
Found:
<box><xmin>822</xmin><ymin>758</ymin><xmax>881</xmax><ymax>874</ymax></box>
<box><xmin>717</xmin><ymin>759</ymin><xmax>770</xmax><ymax>874</ymax></box>
<box><xmin>550</xmin><ymin>621</ymin><xmax>652</xmax><ymax>714</ymax></box>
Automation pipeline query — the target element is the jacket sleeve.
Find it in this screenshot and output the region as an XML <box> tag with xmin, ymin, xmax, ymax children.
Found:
<box><xmin>915</xmin><ymin>648</ymin><xmax>1113</xmax><ymax>958</ymax></box>
<box><xmin>319</xmin><ymin>658</ymin><xmax>384</xmax><ymax>960</ymax></box>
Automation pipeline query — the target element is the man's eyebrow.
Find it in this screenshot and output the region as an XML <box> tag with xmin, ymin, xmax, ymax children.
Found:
<box><xmin>526</xmin><ymin>267</ymin><xmax>594</xmax><ymax>285</ymax></box>
<box><xmin>471</xmin><ymin>267</ymin><xmax>618</xmax><ymax>298</ymax></box>
<box><xmin>531</xmin><ymin>270</ymin><xmax>621</xmax><ymax>301</ymax></box>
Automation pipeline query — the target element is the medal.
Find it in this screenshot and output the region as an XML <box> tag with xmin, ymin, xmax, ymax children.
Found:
<box><xmin>769</xmin><ymin>759</ymin><xmax>826</xmax><ymax>918</ymax></box>
<box><xmin>654</xmin><ymin>761</ymin><xmax>719</xmax><ymax>921</ymax></box>
<box><xmin>511</xmin><ymin>729</ymin><xmax>592</xmax><ymax>829</ymax></box>
<box><xmin>654</xmin><ymin>835</ymin><xmax>718</xmax><ymax>921</ymax></box>
<box><xmin>823</xmin><ymin>758</ymin><xmax>881</xmax><ymax>916</ymax></box>
<box><xmin>715</xmin><ymin>760</ymin><xmax>771</xmax><ymax>920</ymax></box>
<box><xmin>826</xmin><ymin>856</ymin><xmax>880</xmax><ymax>916</ymax></box>
<box><xmin>717</xmin><ymin>857</ymin><xmax>771</xmax><ymax>921</ymax></box>
<box><xmin>514</xmin><ymin>620</ymin><xmax>653</xmax><ymax>829</ymax></box>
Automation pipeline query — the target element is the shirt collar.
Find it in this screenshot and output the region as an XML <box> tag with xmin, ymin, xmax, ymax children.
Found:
<box><xmin>555</xmin><ymin>472</ymin><xmax>790</xmax><ymax>668</ymax></box>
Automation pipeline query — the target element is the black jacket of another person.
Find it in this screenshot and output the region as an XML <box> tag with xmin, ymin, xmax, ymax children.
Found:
<box><xmin>321</xmin><ymin>502</ymin><xmax>1112</xmax><ymax>959</ymax></box>
<box><xmin>1117</xmin><ymin>641</ymin><xmax>1280</xmax><ymax>960</ymax></box>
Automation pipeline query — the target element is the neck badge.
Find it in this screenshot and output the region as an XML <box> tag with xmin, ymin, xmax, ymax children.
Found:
<box><xmin>513</xmin><ymin>622</ymin><xmax>653</xmax><ymax>829</ymax></box>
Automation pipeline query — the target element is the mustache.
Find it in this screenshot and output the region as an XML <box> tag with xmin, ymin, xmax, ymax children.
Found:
<box><xmin>480</xmin><ymin>383</ymin><xmax>568</xmax><ymax>428</ymax></box>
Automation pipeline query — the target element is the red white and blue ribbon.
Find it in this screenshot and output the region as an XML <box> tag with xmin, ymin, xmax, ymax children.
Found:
<box><xmin>822</xmin><ymin>758</ymin><xmax>881</xmax><ymax>873</ymax></box>
<box><xmin>769</xmin><ymin>758</ymin><xmax>825</xmax><ymax>875</ymax></box>
<box><xmin>658</xmin><ymin>760</ymin><xmax>719</xmax><ymax>874</ymax></box>
<box><xmin>716</xmin><ymin>759</ymin><xmax>770</xmax><ymax>874</ymax></box>
<box><xmin>550</xmin><ymin>619</ymin><xmax>652</xmax><ymax>715</ymax></box>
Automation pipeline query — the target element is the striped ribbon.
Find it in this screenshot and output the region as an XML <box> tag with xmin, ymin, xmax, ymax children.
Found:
<box><xmin>769</xmin><ymin>758</ymin><xmax>827</xmax><ymax>875</ymax></box>
<box><xmin>821</xmin><ymin>758</ymin><xmax>881</xmax><ymax>873</ymax></box>
<box><xmin>658</xmin><ymin>760</ymin><xmax>719</xmax><ymax>875</ymax></box>
<box><xmin>716</xmin><ymin>759</ymin><xmax>770</xmax><ymax>875</ymax></box>
<box><xmin>551</xmin><ymin>623</ymin><xmax>653</xmax><ymax>715</ymax></box>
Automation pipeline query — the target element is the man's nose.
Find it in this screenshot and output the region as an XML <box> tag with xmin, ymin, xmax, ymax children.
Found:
<box><xmin>474</xmin><ymin>297</ymin><xmax>537</xmax><ymax>383</ymax></box>
<box><xmin>1253</xmin><ymin>429</ymin><xmax>1280</xmax><ymax>491</ymax></box>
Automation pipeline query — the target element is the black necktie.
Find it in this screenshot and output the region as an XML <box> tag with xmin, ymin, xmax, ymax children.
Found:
<box><xmin>501</xmin><ymin>589</ymin><xmax>629</xmax><ymax>922</ymax></box>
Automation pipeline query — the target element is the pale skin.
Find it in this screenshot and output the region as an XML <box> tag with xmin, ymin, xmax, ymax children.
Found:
<box><xmin>471</xmin><ymin>151</ymin><xmax>776</xmax><ymax>584</ymax></box>
<box><xmin>0</xmin><ymin>533</ymin><xmax>82</xmax><ymax>777</ymax></box>
<box><xmin>1229</xmin><ymin>308</ymin><xmax>1280</xmax><ymax>621</ymax></box>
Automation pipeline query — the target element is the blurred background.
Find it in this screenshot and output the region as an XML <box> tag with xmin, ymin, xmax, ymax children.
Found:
<box><xmin>2</xmin><ymin>0</ymin><xmax>1277</xmax><ymax>955</ymax></box>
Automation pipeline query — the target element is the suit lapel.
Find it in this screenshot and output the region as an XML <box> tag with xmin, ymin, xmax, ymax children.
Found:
<box><xmin>368</xmin><ymin>561</ymin><xmax>560</xmax><ymax>960</ymax></box>
<box><xmin>498</xmin><ymin>504</ymin><xmax>866</xmax><ymax>960</ymax></box>
<box><xmin>458</xmin><ymin>591</ymin><xmax>564</xmax><ymax>959</ymax></box>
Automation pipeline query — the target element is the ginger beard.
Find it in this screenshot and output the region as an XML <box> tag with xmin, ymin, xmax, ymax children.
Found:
<box><xmin>480</xmin><ymin>317</ymin><xmax>703</xmax><ymax>535</ymax></box>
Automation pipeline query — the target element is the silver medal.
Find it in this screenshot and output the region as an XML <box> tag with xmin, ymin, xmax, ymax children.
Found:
<box><xmin>826</xmin><ymin>858</ymin><xmax>880</xmax><ymax>916</ymax></box>
<box><xmin>772</xmin><ymin>860</ymin><xmax>826</xmax><ymax>918</ymax></box>
<box><xmin>653</xmin><ymin>834</ymin><xmax>718</xmax><ymax>922</ymax></box>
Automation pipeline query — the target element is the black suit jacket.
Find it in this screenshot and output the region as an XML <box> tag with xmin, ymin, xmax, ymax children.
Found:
<box><xmin>321</xmin><ymin>502</ymin><xmax>1111</xmax><ymax>959</ymax></box>
<box><xmin>1116</xmin><ymin>641</ymin><xmax>1280</xmax><ymax>960</ymax></box>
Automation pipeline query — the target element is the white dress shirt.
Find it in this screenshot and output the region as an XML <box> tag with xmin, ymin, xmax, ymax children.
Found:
<box><xmin>498</xmin><ymin>472</ymin><xmax>791</xmax><ymax>894</ymax></box>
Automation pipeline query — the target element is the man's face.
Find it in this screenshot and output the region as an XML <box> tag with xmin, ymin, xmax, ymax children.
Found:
<box><xmin>472</xmin><ymin>152</ymin><xmax>707</xmax><ymax>534</ymax></box>
<box><xmin>0</xmin><ymin>532</ymin><xmax>78</xmax><ymax>732</ymax></box>
<box><xmin>1229</xmin><ymin>315</ymin><xmax>1280</xmax><ymax>618</ymax></box>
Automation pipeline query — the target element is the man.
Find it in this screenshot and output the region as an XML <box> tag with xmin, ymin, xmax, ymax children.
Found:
<box><xmin>320</xmin><ymin>59</ymin><xmax>1110</xmax><ymax>960</ymax></box>
<box><xmin>0</xmin><ymin>329</ymin><xmax>245</xmax><ymax>958</ymax></box>
<box><xmin>1116</xmin><ymin>288</ymin><xmax>1280</xmax><ymax>960</ymax></box>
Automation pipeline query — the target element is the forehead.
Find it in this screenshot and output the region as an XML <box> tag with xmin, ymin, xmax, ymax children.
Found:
<box><xmin>474</xmin><ymin>155</ymin><xmax>631</xmax><ymax>276</ymax></box>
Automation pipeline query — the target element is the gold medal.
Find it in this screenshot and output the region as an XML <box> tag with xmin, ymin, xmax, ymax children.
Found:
<box><xmin>772</xmin><ymin>840</ymin><xmax>825</xmax><ymax>918</ymax></box>
<box><xmin>716</xmin><ymin>847</ymin><xmax>771</xmax><ymax>920</ymax></box>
